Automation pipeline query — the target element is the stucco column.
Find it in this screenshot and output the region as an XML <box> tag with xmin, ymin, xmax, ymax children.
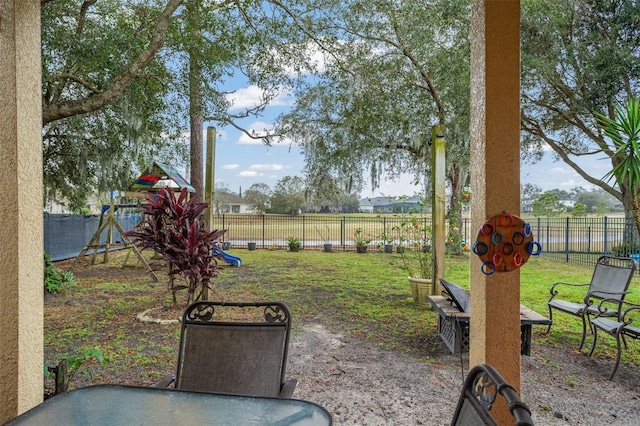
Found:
<box><xmin>0</xmin><ymin>0</ymin><xmax>44</xmax><ymax>421</ymax></box>
<box><xmin>469</xmin><ymin>0</ymin><xmax>522</xmax><ymax>418</ymax></box>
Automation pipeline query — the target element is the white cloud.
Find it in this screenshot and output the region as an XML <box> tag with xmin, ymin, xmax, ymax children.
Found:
<box><xmin>235</xmin><ymin>121</ymin><xmax>274</xmax><ymax>145</ymax></box>
<box><xmin>249</xmin><ymin>164</ymin><xmax>285</xmax><ymax>171</ymax></box>
<box><xmin>556</xmin><ymin>179</ymin><xmax>597</xmax><ymax>191</ymax></box>
<box><xmin>239</xmin><ymin>170</ymin><xmax>260</xmax><ymax>177</ymax></box>
<box><xmin>281</xmin><ymin>42</ymin><xmax>328</xmax><ymax>76</ymax></box>
<box><xmin>215</xmin><ymin>128</ymin><xmax>228</xmax><ymax>141</ymax></box>
<box><xmin>222</xmin><ymin>164</ymin><xmax>240</xmax><ymax>170</ymax></box>
<box><xmin>226</xmin><ymin>86</ymin><xmax>291</xmax><ymax>111</ymax></box>
<box><xmin>362</xmin><ymin>173</ymin><xmax>421</xmax><ymax>198</ymax></box>
<box><xmin>550</xmin><ymin>166</ymin><xmax>573</xmax><ymax>175</ymax></box>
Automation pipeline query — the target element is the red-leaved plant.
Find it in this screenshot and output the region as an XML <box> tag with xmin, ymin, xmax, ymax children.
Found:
<box><xmin>125</xmin><ymin>188</ymin><xmax>226</xmax><ymax>305</ymax></box>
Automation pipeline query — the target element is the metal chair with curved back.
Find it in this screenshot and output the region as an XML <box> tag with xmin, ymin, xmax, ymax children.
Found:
<box><xmin>157</xmin><ymin>301</ymin><xmax>297</xmax><ymax>398</ymax></box>
<box><xmin>547</xmin><ymin>255</ymin><xmax>636</xmax><ymax>350</ymax></box>
<box><xmin>589</xmin><ymin>299</ymin><xmax>640</xmax><ymax>380</ymax></box>
<box><xmin>451</xmin><ymin>364</ymin><xmax>533</xmax><ymax>426</ymax></box>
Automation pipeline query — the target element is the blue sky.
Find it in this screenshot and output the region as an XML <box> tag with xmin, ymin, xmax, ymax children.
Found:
<box><xmin>206</xmin><ymin>83</ymin><xmax>610</xmax><ymax>198</ymax></box>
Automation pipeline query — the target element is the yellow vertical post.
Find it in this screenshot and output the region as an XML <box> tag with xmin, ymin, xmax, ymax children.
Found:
<box><xmin>202</xmin><ymin>127</ymin><xmax>216</xmax><ymax>300</ymax></box>
<box><xmin>205</xmin><ymin>126</ymin><xmax>216</xmax><ymax>232</ymax></box>
<box><xmin>470</xmin><ymin>1</ymin><xmax>521</xmax><ymax>423</ymax></box>
<box><xmin>431</xmin><ymin>125</ymin><xmax>446</xmax><ymax>294</ymax></box>
<box><xmin>103</xmin><ymin>194</ymin><xmax>116</xmax><ymax>263</ymax></box>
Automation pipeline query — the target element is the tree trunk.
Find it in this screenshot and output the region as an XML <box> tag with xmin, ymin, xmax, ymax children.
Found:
<box><xmin>447</xmin><ymin>163</ymin><xmax>468</xmax><ymax>255</ymax></box>
<box><xmin>188</xmin><ymin>0</ymin><xmax>204</xmax><ymax>201</ymax></box>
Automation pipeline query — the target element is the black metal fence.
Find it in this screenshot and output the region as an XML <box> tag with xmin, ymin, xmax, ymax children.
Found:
<box><xmin>44</xmin><ymin>214</ymin><xmax>640</xmax><ymax>271</ymax></box>
<box><xmin>531</xmin><ymin>216</ymin><xmax>640</xmax><ymax>267</ymax></box>
<box><xmin>210</xmin><ymin>214</ymin><xmax>446</xmax><ymax>251</ymax></box>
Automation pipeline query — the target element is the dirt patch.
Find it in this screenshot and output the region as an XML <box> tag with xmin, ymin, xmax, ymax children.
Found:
<box><xmin>289</xmin><ymin>323</ymin><xmax>640</xmax><ymax>425</ymax></box>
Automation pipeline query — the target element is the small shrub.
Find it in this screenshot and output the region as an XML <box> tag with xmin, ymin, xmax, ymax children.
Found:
<box><xmin>287</xmin><ymin>237</ymin><xmax>301</xmax><ymax>250</ymax></box>
<box><xmin>44</xmin><ymin>252</ymin><xmax>74</xmax><ymax>294</ymax></box>
<box><xmin>611</xmin><ymin>242</ymin><xmax>640</xmax><ymax>257</ymax></box>
<box><xmin>125</xmin><ymin>187</ymin><xmax>226</xmax><ymax>305</ymax></box>
<box><xmin>45</xmin><ymin>347</ymin><xmax>106</xmax><ymax>395</ymax></box>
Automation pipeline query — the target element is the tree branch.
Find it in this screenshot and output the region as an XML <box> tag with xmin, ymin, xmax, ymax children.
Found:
<box><xmin>76</xmin><ymin>0</ymin><xmax>98</xmax><ymax>35</ymax></box>
<box><xmin>522</xmin><ymin>116</ymin><xmax>621</xmax><ymax>200</ymax></box>
<box><xmin>43</xmin><ymin>0</ymin><xmax>184</xmax><ymax>125</ymax></box>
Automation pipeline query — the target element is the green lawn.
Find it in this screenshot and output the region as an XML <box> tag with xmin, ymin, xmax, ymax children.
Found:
<box><xmin>46</xmin><ymin>249</ymin><xmax>640</xmax><ymax>394</ymax></box>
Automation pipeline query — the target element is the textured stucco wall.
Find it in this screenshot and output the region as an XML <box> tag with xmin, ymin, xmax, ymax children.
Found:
<box><xmin>469</xmin><ymin>1</ymin><xmax>522</xmax><ymax>421</ymax></box>
<box><xmin>0</xmin><ymin>0</ymin><xmax>44</xmax><ymax>421</ymax></box>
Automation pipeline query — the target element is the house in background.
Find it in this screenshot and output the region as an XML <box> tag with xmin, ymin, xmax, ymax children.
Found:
<box><xmin>359</xmin><ymin>196</ymin><xmax>431</xmax><ymax>214</ymax></box>
<box><xmin>359</xmin><ymin>197</ymin><xmax>393</xmax><ymax>213</ymax></box>
<box><xmin>215</xmin><ymin>191</ymin><xmax>254</xmax><ymax>214</ymax></box>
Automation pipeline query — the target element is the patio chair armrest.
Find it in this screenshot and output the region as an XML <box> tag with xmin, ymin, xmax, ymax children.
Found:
<box><xmin>548</xmin><ymin>282</ymin><xmax>589</xmax><ymax>300</ymax></box>
<box><xmin>592</xmin><ymin>295</ymin><xmax>632</xmax><ymax>317</ymax></box>
<box><xmin>152</xmin><ymin>374</ymin><xmax>175</xmax><ymax>388</ymax></box>
<box><xmin>584</xmin><ymin>290</ymin><xmax>631</xmax><ymax>306</ymax></box>
<box><xmin>279</xmin><ymin>379</ymin><xmax>298</xmax><ymax>399</ymax></box>
<box><xmin>621</xmin><ymin>303</ymin><xmax>640</xmax><ymax>323</ymax></box>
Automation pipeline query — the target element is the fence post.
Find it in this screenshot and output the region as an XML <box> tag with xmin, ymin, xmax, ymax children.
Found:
<box><xmin>341</xmin><ymin>217</ymin><xmax>345</xmax><ymax>248</ymax></box>
<box><xmin>302</xmin><ymin>216</ymin><xmax>306</xmax><ymax>249</ymax></box>
<box><xmin>383</xmin><ymin>217</ymin><xmax>387</xmax><ymax>238</ymax></box>
<box><xmin>544</xmin><ymin>217</ymin><xmax>549</xmax><ymax>258</ymax></box>
<box><xmin>604</xmin><ymin>216</ymin><xmax>609</xmax><ymax>255</ymax></box>
<box><xmin>565</xmin><ymin>217</ymin><xmax>569</xmax><ymax>262</ymax></box>
<box><xmin>262</xmin><ymin>215</ymin><xmax>265</xmax><ymax>249</ymax></box>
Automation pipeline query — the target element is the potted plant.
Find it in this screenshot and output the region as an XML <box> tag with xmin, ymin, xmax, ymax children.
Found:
<box><xmin>377</xmin><ymin>232</ymin><xmax>393</xmax><ymax>253</ymax></box>
<box><xmin>287</xmin><ymin>236</ymin><xmax>301</xmax><ymax>252</ymax></box>
<box><xmin>315</xmin><ymin>225</ymin><xmax>332</xmax><ymax>252</ymax></box>
<box><xmin>353</xmin><ymin>227</ymin><xmax>370</xmax><ymax>253</ymax></box>
<box><xmin>393</xmin><ymin>212</ymin><xmax>434</xmax><ymax>306</ymax></box>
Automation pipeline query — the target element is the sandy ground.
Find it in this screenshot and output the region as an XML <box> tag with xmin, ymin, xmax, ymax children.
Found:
<box><xmin>288</xmin><ymin>324</ymin><xmax>640</xmax><ymax>425</ymax></box>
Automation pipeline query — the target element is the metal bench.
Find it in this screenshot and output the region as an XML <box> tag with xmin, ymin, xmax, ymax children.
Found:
<box><xmin>428</xmin><ymin>279</ymin><xmax>551</xmax><ymax>355</ymax></box>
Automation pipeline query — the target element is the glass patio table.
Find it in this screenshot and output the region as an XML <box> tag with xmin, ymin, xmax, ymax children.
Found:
<box><xmin>6</xmin><ymin>384</ymin><xmax>332</xmax><ymax>426</ymax></box>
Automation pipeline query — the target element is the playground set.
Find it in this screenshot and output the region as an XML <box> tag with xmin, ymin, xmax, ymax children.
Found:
<box><xmin>68</xmin><ymin>162</ymin><xmax>240</xmax><ymax>276</ymax></box>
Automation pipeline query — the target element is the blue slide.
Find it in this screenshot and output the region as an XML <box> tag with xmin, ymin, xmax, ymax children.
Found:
<box><xmin>213</xmin><ymin>247</ymin><xmax>242</xmax><ymax>267</ymax></box>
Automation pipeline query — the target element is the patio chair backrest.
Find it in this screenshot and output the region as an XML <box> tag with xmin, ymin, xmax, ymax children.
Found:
<box><xmin>175</xmin><ymin>301</ymin><xmax>291</xmax><ymax>398</ymax></box>
<box><xmin>451</xmin><ymin>364</ymin><xmax>533</xmax><ymax>426</ymax></box>
<box><xmin>588</xmin><ymin>256</ymin><xmax>636</xmax><ymax>302</ymax></box>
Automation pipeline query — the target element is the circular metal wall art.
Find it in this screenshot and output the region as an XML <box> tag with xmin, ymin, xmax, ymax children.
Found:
<box><xmin>472</xmin><ymin>213</ymin><xmax>541</xmax><ymax>275</ymax></box>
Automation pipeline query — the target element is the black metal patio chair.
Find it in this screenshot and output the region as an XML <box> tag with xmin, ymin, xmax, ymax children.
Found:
<box><xmin>589</xmin><ymin>299</ymin><xmax>640</xmax><ymax>380</ymax></box>
<box><xmin>156</xmin><ymin>301</ymin><xmax>297</xmax><ymax>398</ymax></box>
<box><xmin>450</xmin><ymin>364</ymin><xmax>533</xmax><ymax>426</ymax></box>
<box><xmin>547</xmin><ymin>255</ymin><xmax>635</xmax><ymax>350</ymax></box>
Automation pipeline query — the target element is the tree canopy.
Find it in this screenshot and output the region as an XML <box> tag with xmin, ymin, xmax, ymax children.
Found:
<box><xmin>532</xmin><ymin>193</ymin><xmax>565</xmax><ymax>217</ymax></box>
<box><xmin>42</xmin><ymin>0</ymin><xmax>185</xmax><ymax>210</ymax></box>
<box><xmin>270</xmin><ymin>176</ymin><xmax>306</xmax><ymax>215</ymax></box>
<box><xmin>244</xmin><ymin>182</ymin><xmax>272</xmax><ymax>214</ymax></box>
<box><xmin>41</xmin><ymin>0</ymin><xmax>313</xmax><ymax>210</ymax></box>
<box><xmin>275</xmin><ymin>0</ymin><xmax>471</xmax><ymax>244</ymax></box>
<box><xmin>521</xmin><ymin>0</ymin><xmax>640</xmax><ymax>217</ymax></box>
